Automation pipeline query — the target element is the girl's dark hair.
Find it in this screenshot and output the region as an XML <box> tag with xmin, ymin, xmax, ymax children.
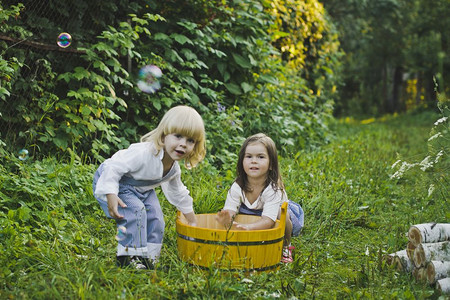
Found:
<box><xmin>235</xmin><ymin>133</ymin><xmax>284</xmax><ymax>193</ymax></box>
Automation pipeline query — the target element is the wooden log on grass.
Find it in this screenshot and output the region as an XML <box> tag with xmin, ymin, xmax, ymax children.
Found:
<box><xmin>413</xmin><ymin>241</ymin><xmax>450</xmax><ymax>268</ymax></box>
<box><xmin>426</xmin><ymin>261</ymin><xmax>450</xmax><ymax>285</ymax></box>
<box><xmin>413</xmin><ymin>267</ymin><xmax>427</xmax><ymax>282</ymax></box>
<box><xmin>406</xmin><ymin>242</ymin><xmax>416</xmax><ymax>261</ymax></box>
<box><xmin>437</xmin><ymin>277</ymin><xmax>450</xmax><ymax>295</ymax></box>
<box><xmin>393</xmin><ymin>253</ymin><xmax>414</xmax><ymax>273</ymax></box>
<box><xmin>385</xmin><ymin>250</ymin><xmax>406</xmax><ymax>265</ymax></box>
<box><xmin>385</xmin><ymin>249</ymin><xmax>414</xmax><ymax>272</ymax></box>
<box><xmin>408</xmin><ymin>223</ymin><xmax>450</xmax><ymax>246</ymax></box>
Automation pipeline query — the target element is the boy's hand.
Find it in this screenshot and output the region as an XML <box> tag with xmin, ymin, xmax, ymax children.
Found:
<box><xmin>183</xmin><ymin>211</ymin><xmax>197</xmax><ymax>227</ymax></box>
<box><xmin>106</xmin><ymin>194</ymin><xmax>127</xmax><ymax>219</ymax></box>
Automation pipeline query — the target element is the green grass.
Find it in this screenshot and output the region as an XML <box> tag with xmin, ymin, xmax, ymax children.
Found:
<box><xmin>1</xmin><ymin>111</ymin><xmax>448</xmax><ymax>299</ymax></box>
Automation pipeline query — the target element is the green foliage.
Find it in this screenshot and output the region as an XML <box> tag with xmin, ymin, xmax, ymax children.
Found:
<box><xmin>1</xmin><ymin>111</ymin><xmax>446</xmax><ymax>299</ymax></box>
<box><xmin>0</xmin><ymin>0</ymin><xmax>341</xmax><ymax>168</ymax></box>
<box><xmin>0</xmin><ymin>4</ymin><xmax>25</xmax><ymax>101</ymax></box>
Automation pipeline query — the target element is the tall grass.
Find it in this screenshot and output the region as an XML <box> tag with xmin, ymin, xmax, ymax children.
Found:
<box><xmin>1</xmin><ymin>111</ymin><xmax>447</xmax><ymax>299</ymax></box>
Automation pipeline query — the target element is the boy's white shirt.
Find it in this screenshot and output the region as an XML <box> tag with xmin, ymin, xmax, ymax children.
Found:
<box><xmin>223</xmin><ymin>182</ymin><xmax>288</xmax><ymax>221</ymax></box>
<box><xmin>94</xmin><ymin>142</ymin><xmax>193</xmax><ymax>214</ymax></box>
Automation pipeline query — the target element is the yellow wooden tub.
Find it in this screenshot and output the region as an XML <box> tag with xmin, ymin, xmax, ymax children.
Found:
<box><xmin>176</xmin><ymin>202</ymin><xmax>287</xmax><ymax>271</ymax></box>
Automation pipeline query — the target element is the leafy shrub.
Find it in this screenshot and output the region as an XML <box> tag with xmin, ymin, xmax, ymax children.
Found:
<box><xmin>0</xmin><ymin>0</ymin><xmax>341</xmax><ymax>169</ymax></box>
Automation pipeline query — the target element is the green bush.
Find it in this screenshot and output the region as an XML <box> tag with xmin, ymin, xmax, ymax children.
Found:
<box><xmin>0</xmin><ymin>0</ymin><xmax>341</xmax><ymax>168</ymax></box>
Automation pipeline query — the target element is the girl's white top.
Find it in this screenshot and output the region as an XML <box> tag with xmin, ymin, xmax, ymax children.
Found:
<box><xmin>94</xmin><ymin>142</ymin><xmax>194</xmax><ymax>214</ymax></box>
<box><xmin>223</xmin><ymin>182</ymin><xmax>288</xmax><ymax>221</ymax></box>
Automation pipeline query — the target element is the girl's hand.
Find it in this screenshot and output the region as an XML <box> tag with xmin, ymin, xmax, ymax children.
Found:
<box><xmin>183</xmin><ymin>211</ymin><xmax>197</xmax><ymax>227</ymax></box>
<box><xmin>216</xmin><ymin>210</ymin><xmax>234</xmax><ymax>227</ymax></box>
<box><xmin>235</xmin><ymin>223</ymin><xmax>250</xmax><ymax>230</ymax></box>
<box><xmin>106</xmin><ymin>194</ymin><xmax>127</xmax><ymax>219</ymax></box>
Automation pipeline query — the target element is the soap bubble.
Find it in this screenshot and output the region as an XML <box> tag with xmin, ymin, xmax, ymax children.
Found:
<box><xmin>57</xmin><ymin>32</ymin><xmax>72</xmax><ymax>48</ymax></box>
<box><xmin>115</xmin><ymin>226</ymin><xmax>127</xmax><ymax>241</ymax></box>
<box><xmin>137</xmin><ymin>65</ymin><xmax>162</xmax><ymax>93</ymax></box>
<box><xmin>18</xmin><ymin>149</ymin><xmax>29</xmax><ymax>161</ymax></box>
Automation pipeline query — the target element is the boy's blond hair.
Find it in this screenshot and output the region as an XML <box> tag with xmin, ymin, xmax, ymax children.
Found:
<box><xmin>140</xmin><ymin>105</ymin><xmax>206</xmax><ymax>168</ymax></box>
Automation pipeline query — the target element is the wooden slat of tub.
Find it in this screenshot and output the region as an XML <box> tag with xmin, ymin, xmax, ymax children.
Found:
<box><xmin>177</xmin><ymin>213</ymin><xmax>284</xmax><ymax>243</ymax></box>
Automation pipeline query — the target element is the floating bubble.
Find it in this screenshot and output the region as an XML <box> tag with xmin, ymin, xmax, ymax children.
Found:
<box><xmin>137</xmin><ymin>65</ymin><xmax>162</xmax><ymax>93</ymax></box>
<box><xmin>57</xmin><ymin>32</ymin><xmax>72</xmax><ymax>48</ymax></box>
<box><xmin>18</xmin><ymin>149</ymin><xmax>29</xmax><ymax>161</ymax></box>
<box><xmin>115</xmin><ymin>226</ymin><xmax>127</xmax><ymax>241</ymax></box>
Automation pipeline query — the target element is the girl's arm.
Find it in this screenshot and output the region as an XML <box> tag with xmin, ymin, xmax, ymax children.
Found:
<box><xmin>217</xmin><ymin>182</ymin><xmax>242</xmax><ymax>228</ymax></box>
<box><xmin>235</xmin><ymin>216</ymin><xmax>275</xmax><ymax>230</ymax></box>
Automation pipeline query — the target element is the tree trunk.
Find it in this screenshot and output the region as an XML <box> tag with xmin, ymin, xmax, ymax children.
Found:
<box><xmin>427</xmin><ymin>261</ymin><xmax>450</xmax><ymax>285</ymax></box>
<box><xmin>408</xmin><ymin>223</ymin><xmax>450</xmax><ymax>247</ymax></box>
<box><xmin>413</xmin><ymin>242</ymin><xmax>450</xmax><ymax>268</ymax></box>
<box><xmin>415</xmin><ymin>72</ymin><xmax>422</xmax><ymax>106</ymax></box>
<box><xmin>424</xmin><ymin>73</ymin><xmax>436</xmax><ymax>104</ymax></box>
<box><xmin>391</xmin><ymin>66</ymin><xmax>403</xmax><ymax>112</ymax></box>
<box><xmin>383</xmin><ymin>64</ymin><xmax>392</xmax><ymax>113</ymax></box>
<box><xmin>437</xmin><ymin>277</ymin><xmax>450</xmax><ymax>295</ymax></box>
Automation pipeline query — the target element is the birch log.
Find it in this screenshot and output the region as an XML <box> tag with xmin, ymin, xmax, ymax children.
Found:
<box><xmin>413</xmin><ymin>241</ymin><xmax>450</xmax><ymax>268</ymax></box>
<box><xmin>385</xmin><ymin>250</ymin><xmax>406</xmax><ymax>265</ymax></box>
<box><xmin>413</xmin><ymin>267</ymin><xmax>427</xmax><ymax>282</ymax></box>
<box><xmin>394</xmin><ymin>256</ymin><xmax>414</xmax><ymax>273</ymax></box>
<box><xmin>406</xmin><ymin>242</ymin><xmax>416</xmax><ymax>261</ymax></box>
<box><xmin>385</xmin><ymin>250</ymin><xmax>412</xmax><ymax>271</ymax></box>
<box><xmin>392</xmin><ymin>250</ymin><xmax>414</xmax><ymax>273</ymax></box>
<box><xmin>427</xmin><ymin>261</ymin><xmax>450</xmax><ymax>285</ymax></box>
<box><xmin>437</xmin><ymin>277</ymin><xmax>450</xmax><ymax>295</ymax></box>
<box><xmin>408</xmin><ymin>223</ymin><xmax>450</xmax><ymax>247</ymax></box>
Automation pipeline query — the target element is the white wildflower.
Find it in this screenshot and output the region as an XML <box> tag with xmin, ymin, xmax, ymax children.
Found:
<box><xmin>390</xmin><ymin>161</ymin><xmax>417</xmax><ymax>179</ymax></box>
<box><xmin>419</xmin><ymin>156</ymin><xmax>433</xmax><ymax>171</ymax></box>
<box><xmin>435</xmin><ymin>150</ymin><xmax>444</xmax><ymax>164</ymax></box>
<box><xmin>391</xmin><ymin>160</ymin><xmax>402</xmax><ymax>169</ymax></box>
<box><xmin>427</xmin><ymin>184</ymin><xmax>435</xmax><ymax>197</ymax></box>
<box><xmin>428</xmin><ymin>132</ymin><xmax>442</xmax><ymax>142</ymax></box>
<box><xmin>434</xmin><ymin>117</ymin><xmax>448</xmax><ymax>126</ymax></box>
